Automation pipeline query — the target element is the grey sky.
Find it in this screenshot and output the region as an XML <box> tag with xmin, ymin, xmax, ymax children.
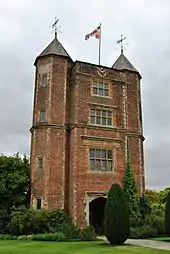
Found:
<box><xmin>0</xmin><ymin>0</ymin><xmax>170</xmax><ymax>190</ymax></box>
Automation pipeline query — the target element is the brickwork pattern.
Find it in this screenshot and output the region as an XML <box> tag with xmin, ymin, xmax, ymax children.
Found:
<box><xmin>30</xmin><ymin>54</ymin><xmax>145</xmax><ymax>228</ymax></box>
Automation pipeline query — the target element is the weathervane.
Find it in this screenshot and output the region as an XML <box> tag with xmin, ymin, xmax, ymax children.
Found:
<box><xmin>50</xmin><ymin>17</ymin><xmax>61</xmax><ymax>39</ymax></box>
<box><xmin>116</xmin><ymin>34</ymin><xmax>127</xmax><ymax>54</ymax></box>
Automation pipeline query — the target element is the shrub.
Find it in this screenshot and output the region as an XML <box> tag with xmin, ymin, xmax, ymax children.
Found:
<box><xmin>56</xmin><ymin>221</ymin><xmax>81</xmax><ymax>240</ymax></box>
<box><xmin>105</xmin><ymin>183</ymin><xmax>129</xmax><ymax>245</ymax></box>
<box><xmin>17</xmin><ymin>233</ymin><xmax>67</xmax><ymax>241</ymax></box>
<box><xmin>9</xmin><ymin>207</ymin><xmax>71</xmax><ymax>236</ymax></box>
<box><xmin>165</xmin><ymin>190</ymin><xmax>170</xmax><ymax>235</ymax></box>
<box><xmin>130</xmin><ymin>225</ymin><xmax>155</xmax><ymax>239</ymax></box>
<box><xmin>80</xmin><ymin>226</ymin><xmax>96</xmax><ymax>241</ymax></box>
<box><xmin>0</xmin><ymin>234</ymin><xmax>17</xmax><ymax>240</ymax></box>
<box><xmin>0</xmin><ymin>209</ymin><xmax>9</xmax><ymax>234</ymax></box>
<box><xmin>17</xmin><ymin>235</ymin><xmax>28</xmax><ymax>241</ymax></box>
<box><xmin>9</xmin><ymin>207</ymin><xmax>49</xmax><ymax>235</ymax></box>
<box><xmin>130</xmin><ymin>212</ymin><xmax>165</xmax><ymax>239</ymax></box>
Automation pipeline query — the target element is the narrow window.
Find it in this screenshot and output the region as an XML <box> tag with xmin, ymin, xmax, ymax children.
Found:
<box><xmin>36</xmin><ymin>198</ymin><xmax>42</xmax><ymax>210</ymax></box>
<box><xmin>40</xmin><ymin>110</ymin><xmax>46</xmax><ymax>122</ymax></box>
<box><xmin>38</xmin><ymin>157</ymin><xmax>43</xmax><ymax>170</ymax></box>
<box><xmin>42</xmin><ymin>75</ymin><xmax>47</xmax><ymax>87</ymax></box>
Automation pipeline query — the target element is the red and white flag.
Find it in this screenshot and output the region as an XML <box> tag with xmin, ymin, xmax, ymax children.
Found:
<box><xmin>85</xmin><ymin>25</ymin><xmax>101</xmax><ymax>40</ymax></box>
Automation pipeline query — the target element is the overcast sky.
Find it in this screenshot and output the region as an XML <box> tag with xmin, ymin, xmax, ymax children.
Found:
<box><xmin>0</xmin><ymin>0</ymin><xmax>170</xmax><ymax>190</ymax></box>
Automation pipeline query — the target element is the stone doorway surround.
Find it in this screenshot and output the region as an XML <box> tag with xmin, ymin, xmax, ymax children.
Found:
<box><xmin>84</xmin><ymin>191</ymin><xmax>108</xmax><ymax>226</ymax></box>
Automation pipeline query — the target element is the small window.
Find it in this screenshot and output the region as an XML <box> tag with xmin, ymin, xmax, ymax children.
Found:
<box><xmin>40</xmin><ymin>110</ymin><xmax>46</xmax><ymax>122</ymax></box>
<box><xmin>92</xmin><ymin>81</ymin><xmax>109</xmax><ymax>97</ymax></box>
<box><xmin>89</xmin><ymin>148</ymin><xmax>113</xmax><ymax>172</ymax></box>
<box><xmin>36</xmin><ymin>198</ymin><xmax>42</xmax><ymax>210</ymax></box>
<box><xmin>90</xmin><ymin>109</ymin><xmax>112</xmax><ymax>126</ymax></box>
<box><xmin>38</xmin><ymin>157</ymin><xmax>43</xmax><ymax>170</ymax></box>
<box><xmin>42</xmin><ymin>75</ymin><xmax>47</xmax><ymax>87</ymax></box>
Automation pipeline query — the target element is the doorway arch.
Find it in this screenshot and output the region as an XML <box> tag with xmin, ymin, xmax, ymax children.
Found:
<box><xmin>89</xmin><ymin>197</ymin><xmax>107</xmax><ymax>235</ymax></box>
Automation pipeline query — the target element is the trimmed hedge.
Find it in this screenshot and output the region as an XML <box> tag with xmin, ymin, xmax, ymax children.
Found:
<box><xmin>165</xmin><ymin>190</ymin><xmax>170</xmax><ymax>235</ymax></box>
<box><xmin>105</xmin><ymin>183</ymin><xmax>129</xmax><ymax>245</ymax></box>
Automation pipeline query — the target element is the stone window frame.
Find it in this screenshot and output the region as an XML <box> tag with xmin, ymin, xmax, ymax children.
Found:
<box><xmin>41</xmin><ymin>74</ymin><xmax>47</xmax><ymax>88</ymax></box>
<box><xmin>83</xmin><ymin>139</ymin><xmax>118</xmax><ymax>174</ymax></box>
<box><xmin>36</xmin><ymin>198</ymin><xmax>42</xmax><ymax>210</ymax></box>
<box><xmin>89</xmin><ymin>148</ymin><xmax>113</xmax><ymax>172</ymax></box>
<box><xmin>39</xmin><ymin>110</ymin><xmax>46</xmax><ymax>122</ymax></box>
<box><xmin>38</xmin><ymin>157</ymin><xmax>44</xmax><ymax>170</ymax></box>
<box><xmin>89</xmin><ymin>107</ymin><xmax>113</xmax><ymax>127</ymax></box>
<box><xmin>91</xmin><ymin>80</ymin><xmax>111</xmax><ymax>98</ymax></box>
<box><xmin>33</xmin><ymin>197</ymin><xmax>43</xmax><ymax>210</ymax></box>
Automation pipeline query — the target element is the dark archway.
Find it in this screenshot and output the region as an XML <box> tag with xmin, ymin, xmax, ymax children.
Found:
<box><xmin>89</xmin><ymin>197</ymin><xmax>107</xmax><ymax>235</ymax></box>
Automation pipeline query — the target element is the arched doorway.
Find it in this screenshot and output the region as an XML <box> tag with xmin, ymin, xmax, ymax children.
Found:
<box><xmin>89</xmin><ymin>197</ymin><xmax>106</xmax><ymax>235</ymax></box>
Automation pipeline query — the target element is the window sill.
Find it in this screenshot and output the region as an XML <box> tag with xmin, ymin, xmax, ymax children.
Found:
<box><xmin>92</xmin><ymin>94</ymin><xmax>112</xmax><ymax>99</ymax></box>
<box><xmin>89</xmin><ymin>170</ymin><xmax>113</xmax><ymax>174</ymax></box>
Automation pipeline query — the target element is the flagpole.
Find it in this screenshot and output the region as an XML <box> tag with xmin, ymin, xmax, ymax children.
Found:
<box><xmin>99</xmin><ymin>23</ymin><xmax>101</xmax><ymax>65</ymax></box>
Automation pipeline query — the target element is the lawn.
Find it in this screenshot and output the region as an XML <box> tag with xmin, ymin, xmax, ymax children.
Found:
<box><xmin>150</xmin><ymin>237</ymin><xmax>170</xmax><ymax>242</ymax></box>
<box><xmin>0</xmin><ymin>241</ymin><xmax>169</xmax><ymax>254</ymax></box>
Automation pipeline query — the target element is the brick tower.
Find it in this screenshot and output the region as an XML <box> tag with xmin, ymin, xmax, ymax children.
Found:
<box><xmin>30</xmin><ymin>35</ymin><xmax>145</xmax><ymax>232</ymax></box>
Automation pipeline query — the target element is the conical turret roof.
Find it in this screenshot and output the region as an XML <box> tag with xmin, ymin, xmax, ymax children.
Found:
<box><xmin>112</xmin><ymin>53</ymin><xmax>138</xmax><ymax>73</ymax></box>
<box><xmin>39</xmin><ymin>38</ymin><xmax>70</xmax><ymax>58</ymax></box>
<box><xmin>35</xmin><ymin>38</ymin><xmax>72</xmax><ymax>65</ymax></box>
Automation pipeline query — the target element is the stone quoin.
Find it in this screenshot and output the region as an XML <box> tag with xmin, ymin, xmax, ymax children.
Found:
<box><xmin>29</xmin><ymin>36</ymin><xmax>145</xmax><ymax>230</ymax></box>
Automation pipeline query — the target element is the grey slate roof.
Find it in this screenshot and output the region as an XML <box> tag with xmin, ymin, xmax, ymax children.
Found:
<box><xmin>112</xmin><ymin>53</ymin><xmax>138</xmax><ymax>73</ymax></box>
<box><xmin>38</xmin><ymin>38</ymin><xmax>71</xmax><ymax>59</ymax></box>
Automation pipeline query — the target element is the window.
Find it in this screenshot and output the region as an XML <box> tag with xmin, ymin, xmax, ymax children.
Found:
<box><xmin>39</xmin><ymin>110</ymin><xmax>46</xmax><ymax>122</ymax></box>
<box><xmin>42</xmin><ymin>74</ymin><xmax>47</xmax><ymax>87</ymax></box>
<box><xmin>90</xmin><ymin>148</ymin><xmax>113</xmax><ymax>172</ymax></box>
<box><xmin>38</xmin><ymin>157</ymin><xmax>43</xmax><ymax>170</ymax></box>
<box><xmin>92</xmin><ymin>81</ymin><xmax>109</xmax><ymax>97</ymax></box>
<box><xmin>90</xmin><ymin>109</ymin><xmax>112</xmax><ymax>126</ymax></box>
<box><xmin>36</xmin><ymin>198</ymin><xmax>42</xmax><ymax>210</ymax></box>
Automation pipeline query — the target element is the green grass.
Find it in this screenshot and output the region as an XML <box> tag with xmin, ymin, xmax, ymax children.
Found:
<box><xmin>0</xmin><ymin>241</ymin><xmax>169</xmax><ymax>254</ymax></box>
<box><xmin>150</xmin><ymin>237</ymin><xmax>170</xmax><ymax>242</ymax></box>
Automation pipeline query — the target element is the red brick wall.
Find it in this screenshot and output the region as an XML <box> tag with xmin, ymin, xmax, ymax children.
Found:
<box><xmin>30</xmin><ymin>56</ymin><xmax>145</xmax><ymax>227</ymax></box>
<box><xmin>30</xmin><ymin>55</ymin><xmax>71</xmax><ymax>210</ymax></box>
<box><xmin>68</xmin><ymin>62</ymin><xmax>145</xmax><ymax>227</ymax></box>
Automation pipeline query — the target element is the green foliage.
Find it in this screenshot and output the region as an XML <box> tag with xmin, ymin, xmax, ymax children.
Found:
<box><xmin>0</xmin><ymin>234</ymin><xmax>18</xmax><ymax>240</ymax></box>
<box><xmin>145</xmin><ymin>189</ymin><xmax>160</xmax><ymax>204</ymax></box>
<box><xmin>56</xmin><ymin>221</ymin><xmax>81</xmax><ymax>239</ymax></box>
<box><xmin>0</xmin><ymin>226</ymin><xmax>96</xmax><ymax>242</ymax></box>
<box><xmin>130</xmin><ymin>208</ymin><xmax>165</xmax><ymax>239</ymax></box>
<box><xmin>19</xmin><ymin>232</ymin><xmax>67</xmax><ymax>241</ymax></box>
<box><xmin>123</xmin><ymin>160</ymin><xmax>139</xmax><ymax>226</ymax></box>
<box><xmin>9</xmin><ymin>207</ymin><xmax>70</xmax><ymax>236</ymax></box>
<box><xmin>9</xmin><ymin>207</ymin><xmax>49</xmax><ymax>235</ymax></box>
<box><xmin>159</xmin><ymin>188</ymin><xmax>170</xmax><ymax>204</ymax></box>
<box><xmin>0</xmin><ymin>153</ymin><xmax>30</xmax><ymax>211</ymax></box>
<box><xmin>105</xmin><ymin>183</ymin><xmax>129</xmax><ymax>245</ymax></box>
<box><xmin>130</xmin><ymin>225</ymin><xmax>155</xmax><ymax>239</ymax></box>
<box><xmin>80</xmin><ymin>226</ymin><xmax>96</xmax><ymax>241</ymax></box>
<box><xmin>139</xmin><ymin>194</ymin><xmax>151</xmax><ymax>221</ymax></box>
<box><xmin>165</xmin><ymin>190</ymin><xmax>170</xmax><ymax>235</ymax></box>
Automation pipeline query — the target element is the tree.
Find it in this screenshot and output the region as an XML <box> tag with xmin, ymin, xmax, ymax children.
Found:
<box><xmin>105</xmin><ymin>183</ymin><xmax>129</xmax><ymax>245</ymax></box>
<box><xmin>165</xmin><ymin>190</ymin><xmax>170</xmax><ymax>235</ymax></box>
<box><xmin>123</xmin><ymin>160</ymin><xmax>139</xmax><ymax>226</ymax></box>
<box><xmin>145</xmin><ymin>189</ymin><xmax>159</xmax><ymax>204</ymax></box>
<box><xmin>159</xmin><ymin>188</ymin><xmax>170</xmax><ymax>204</ymax></box>
<box><xmin>0</xmin><ymin>153</ymin><xmax>30</xmax><ymax>211</ymax></box>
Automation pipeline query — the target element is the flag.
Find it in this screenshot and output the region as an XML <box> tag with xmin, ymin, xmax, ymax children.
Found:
<box><xmin>85</xmin><ymin>25</ymin><xmax>101</xmax><ymax>40</ymax></box>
